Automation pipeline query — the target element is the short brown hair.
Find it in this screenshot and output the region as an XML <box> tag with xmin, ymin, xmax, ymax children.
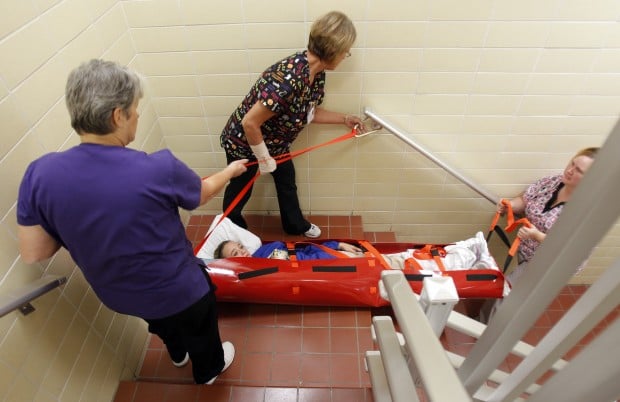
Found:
<box><xmin>574</xmin><ymin>147</ymin><xmax>599</xmax><ymax>159</ymax></box>
<box><xmin>213</xmin><ymin>240</ymin><xmax>232</xmax><ymax>259</ymax></box>
<box><xmin>307</xmin><ymin>11</ymin><xmax>356</xmax><ymax>63</ymax></box>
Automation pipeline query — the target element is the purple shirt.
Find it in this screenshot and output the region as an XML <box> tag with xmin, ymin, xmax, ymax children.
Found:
<box><xmin>17</xmin><ymin>144</ymin><xmax>208</xmax><ymax>319</ymax></box>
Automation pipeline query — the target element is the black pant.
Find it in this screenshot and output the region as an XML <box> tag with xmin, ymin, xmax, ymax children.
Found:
<box><xmin>223</xmin><ymin>155</ymin><xmax>310</xmax><ymax>235</ymax></box>
<box><xmin>145</xmin><ymin>289</ymin><xmax>224</xmax><ymax>384</ymax></box>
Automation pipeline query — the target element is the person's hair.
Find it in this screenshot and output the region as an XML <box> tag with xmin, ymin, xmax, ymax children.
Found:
<box><xmin>574</xmin><ymin>147</ymin><xmax>599</xmax><ymax>159</ymax></box>
<box><xmin>213</xmin><ymin>240</ymin><xmax>233</xmax><ymax>259</ymax></box>
<box><xmin>307</xmin><ymin>11</ymin><xmax>356</xmax><ymax>63</ymax></box>
<box><xmin>65</xmin><ymin>59</ymin><xmax>143</xmax><ymax>135</ymax></box>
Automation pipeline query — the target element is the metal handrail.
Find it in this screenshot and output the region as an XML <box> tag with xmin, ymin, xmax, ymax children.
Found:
<box><xmin>363</xmin><ymin>107</ymin><xmax>499</xmax><ymax>205</ymax></box>
<box><xmin>0</xmin><ymin>275</ymin><xmax>67</xmax><ymax>318</ymax></box>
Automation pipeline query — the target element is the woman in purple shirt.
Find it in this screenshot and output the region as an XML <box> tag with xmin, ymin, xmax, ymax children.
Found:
<box><xmin>17</xmin><ymin>59</ymin><xmax>247</xmax><ymax>385</ymax></box>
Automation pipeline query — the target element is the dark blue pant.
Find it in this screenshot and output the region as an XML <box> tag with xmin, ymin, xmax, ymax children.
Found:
<box><xmin>223</xmin><ymin>155</ymin><xmax>310</xmax><ymax>235</ymax></box>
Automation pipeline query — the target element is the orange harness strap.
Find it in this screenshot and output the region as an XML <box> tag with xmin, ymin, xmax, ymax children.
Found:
<box><xmin>488</xmin><ymin>198</ymin><xmax>534</xmax><ymax>272</ymax></box>
<box><xmin>358</xmin><ymin>240</ymin><xmax>392</xmax><ymax>270</ymax></box>
<box><xmin>286</xmin><ymin>241</ymin><xmax>299</xmax><ymax>268</ymax></box>
<box><xmin>408</xmin><ymin>245</ymin><xmax>447</xmax><ymax>272</ymax></box>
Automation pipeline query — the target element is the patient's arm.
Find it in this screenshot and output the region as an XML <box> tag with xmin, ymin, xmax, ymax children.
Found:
<box><xmin>337</xmin><ymin>242</ymin><xmax>363</xmax><ymax>254</ymax></box>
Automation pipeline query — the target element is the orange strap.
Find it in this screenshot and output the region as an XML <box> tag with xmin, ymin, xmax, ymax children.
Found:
<box><xmin>488</xmin><ymin>198</ymin><xmax>534</xmax><ymax>271</ymax></box>
<box><xmin>358</xmin><ymin>240</ymin><xmax>392</xmax><ymax>270</ymax></box>
<box><xmin>270</xmin><ymin>128</ymin><xmax>358</xmax><ymax>166</ymax></box>
<box><xmin>489</xmin><ymin>199</ymin><xmax>512</xmax><ymax>233</ymax></box>
<box><xmin>412</xmin><ymin>245</ymin><xmax>447</xmax><ymax>272</ymax></box>
<box><xmin>404</xmin><ymin>257</ymin><xmax>424</xmax><ymax>271</ymax></box>
<box><xmin>504</xmin><ymin>217</ymin><xmax>533</xmax><ymax>259</ymax></box>
<box><xmin>286</xmin><ymin>241</ymin><xmax>299</xmax><ymax>268</ymax></box>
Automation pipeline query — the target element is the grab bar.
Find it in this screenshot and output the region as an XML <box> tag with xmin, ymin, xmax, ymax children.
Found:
<box><xmin>0</xmin><ymin>275</ymin><xmax>67</xmax><ymax>318</ymax></box>
<box><xmin>363</xmin><ymin>107</ymin><xmax>499</xmax><ymax>205</ymax></box>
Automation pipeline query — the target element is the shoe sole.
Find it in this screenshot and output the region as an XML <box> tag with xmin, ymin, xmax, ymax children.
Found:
<box><xmin>206</xmin><ymin>342</ymin><xmax>235</xmax><ymax>385</ymax></box>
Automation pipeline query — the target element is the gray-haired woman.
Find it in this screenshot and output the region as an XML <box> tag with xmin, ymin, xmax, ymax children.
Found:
<box><xmin>18</xmin><ymin>59</ymin><xmax>247</xmax><ymax>385</ymax></box>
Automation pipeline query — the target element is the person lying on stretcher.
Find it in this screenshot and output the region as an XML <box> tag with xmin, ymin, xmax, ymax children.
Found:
<box><xmin>213</xmin><ymin>231</ymin><xmax>498</xmax><ymax>272</ymax></box>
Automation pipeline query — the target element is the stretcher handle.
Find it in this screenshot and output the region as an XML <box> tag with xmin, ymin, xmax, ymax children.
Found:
<box><xmin>487</xmin><ymin>198</ymin><xmax>535</xmax><ymax>272</ymax></box>
<box><xmin>489</xmin><ymin>199</ymin><xmax>513</xmax><ymax>231</ymax></box>
<box><xmin>487</xmin><ymin>199</ymin><xmax>513</xmax><ymax>247</ymax></box>
<box><xmin>503</xmin><ymin>217</ymin><xmax>533</xmax><ymax>273</ymax></box>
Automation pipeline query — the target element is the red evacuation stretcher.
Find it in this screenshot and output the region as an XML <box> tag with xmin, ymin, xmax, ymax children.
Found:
<box><xmin>203</xmin><ymin>239</ymin><xmax>506</xmax><ymax>308</ymax></box>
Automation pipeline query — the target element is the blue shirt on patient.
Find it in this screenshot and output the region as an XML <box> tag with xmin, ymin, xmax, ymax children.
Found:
<box><xmin>252</xmin><ymin>241</ymin><xmax>341</xmax><ymax>260</ymax></box>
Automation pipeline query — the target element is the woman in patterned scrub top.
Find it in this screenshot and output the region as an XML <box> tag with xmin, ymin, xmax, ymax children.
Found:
<box><xmin>496</xmin><ymin>147</ymin><xmax>599</xmax><ymax>284</ymax></box>
<box><xmin>220</xmin><ymin>11</ymin><xmax>365</xmax><ymax>238</ymax></box>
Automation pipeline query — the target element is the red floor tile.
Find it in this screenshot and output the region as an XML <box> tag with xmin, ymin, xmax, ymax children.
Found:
<box><xmin>230</xmin><ymin>386</ymin><xmax>266</xmax><ymax>402</ymax></box>
<box><xmin>302</xmin><ymin>307</ymin><xmax>331</xmax><ymax>327</ymax></box>
<box><xmin>302</xmin><ymin>328</ymin><xmax>331</xmax><ymax>353</ymax></box>
<box><xmin>196</xmin><ymin>385</ymin><xmax>232</xmax><ymax>402</ymax></box>
<box><xmin>300</xmin><ymin>354</ymin><xmax>331</xmax><ymax>385</ymax></box>
<box><xmin>298</xmin><ymin>387</ymin><xmax>331</xmax><ymax>402</ymax></box>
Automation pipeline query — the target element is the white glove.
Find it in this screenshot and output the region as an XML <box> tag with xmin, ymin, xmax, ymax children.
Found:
<box><xmin>250</xmin><ymin>141</ymin><xmax>277</xmax><ymax>173</ymax></box>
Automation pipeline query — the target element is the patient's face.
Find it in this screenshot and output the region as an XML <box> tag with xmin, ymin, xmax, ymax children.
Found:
<box><xmin>223</xmin><ymin>241</ymin><xmax>251</xmax><ymax>258</ymax></box>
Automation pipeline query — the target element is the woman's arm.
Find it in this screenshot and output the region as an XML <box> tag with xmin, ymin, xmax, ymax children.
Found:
<box><xmin>241</xmin><ymin>101</ymin><xmax>276</xmax><ymax>145</ymax></box>
<box><xmin>312</xmin><ymin>108</ymin><xmax>366</xmax><ymax>132</ymax></box>
<box><xmin>200</xmin><ymin>159</ymin><xmax>248</xmax><ymax>205</ymax></box>
<box><xmin>517</xmin><ymin>226</ymin><xmax>546</xmax><ymax>243</ymax></box>
<box><xmin>18</xmin><ymin>224</ymin><xmax>61</xmax><ymax>263</ymax></box>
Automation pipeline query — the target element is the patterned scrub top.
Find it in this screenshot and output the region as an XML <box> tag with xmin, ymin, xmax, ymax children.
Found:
<box><xmin>220</xmin><ymin>51</ymin><xmax>326</xmax><ymax>159</ymax></box>
<box><xmin>519</xmin><ymin>174</ymin><xmax>565</xmax><ymax>263</ymax></box>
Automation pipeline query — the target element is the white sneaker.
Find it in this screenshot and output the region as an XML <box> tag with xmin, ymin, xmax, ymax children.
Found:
<box><xmin>205</xmin><ymin>341</ymin><xmax>235</xmax><ymax>385</ymax></box>
<box><xmin>304</xmin><ymin>223</ymin><xmax>321</xmax><ymax>238</ymax></box>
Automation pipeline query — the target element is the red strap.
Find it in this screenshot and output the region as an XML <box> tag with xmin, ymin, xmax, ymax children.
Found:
<box><xmin>194</xmin><ymin>129</ymin><xmax>359</xmax><ymax>256</ymax></box>
<box><xmin>271</xmin><ymin>128</ymin><xmax>358</xmax><ymax>166</ymax></box>
<box><xmin>192</xmin><ymin>171</ymin><xmax>260</xmax><ymax>255</ymax></box>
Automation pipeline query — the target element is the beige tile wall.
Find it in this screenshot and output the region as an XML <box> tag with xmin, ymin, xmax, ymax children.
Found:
<box><xmin>1</xmin><ymin>0</ymin><xmax>620</xmax><ymax>400</ymax></box>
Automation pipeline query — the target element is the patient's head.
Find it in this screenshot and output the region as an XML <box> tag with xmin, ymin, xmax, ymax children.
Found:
<box><xmin>214</xmin><ymin>240</ymin><xmax>251</xmax><ymax>258</ymax></box>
